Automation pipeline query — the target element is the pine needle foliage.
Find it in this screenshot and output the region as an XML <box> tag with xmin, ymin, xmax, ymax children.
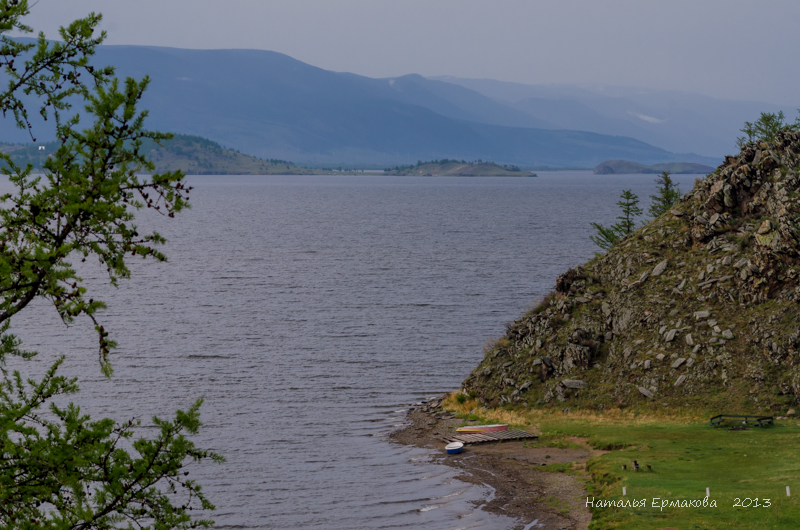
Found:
<box><xmin>737</xmin><ymin>110</ymin><xmax>800</xmax><ymax>146</ymax></box>
<box><xmin>590</xmin><ymin>189</ymin><xmax>642</xmax><ymax>251</ymax></box>
<box><xmin>648</xmin><ymin>171</ymin><xmax>681</xmax><ymax>219</ymax></box>
<box><xmin>0</xmin><ymin>3</ymin><xmax>223</xmax><ymax>528</ymax></box>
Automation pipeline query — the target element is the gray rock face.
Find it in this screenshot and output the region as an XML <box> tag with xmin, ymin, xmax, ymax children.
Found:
<box><xmin>458</xmin><ymin>131</ymin><xmax>800</xmax><ymax>411</ymax></box>
<box><xmin>638</xmin><ymin>386</ymin><xmax>655</xmax><ymax>398</ymax></box>
<box><xmin>674</xmin><ymin>375</ymin><xmax>686</xmax><ymax>386</ymax></box>
<box><xmin>652</xmin><ymin>259</ymin><xmax>669</xmax><ymax>276</ymax></box>
<box><xmin>562</xmin><ymin>379</ymin><xmax>588</xmax><ymax>389</ymax></box>
<box><xmin>562</xmin><ymin>343</ymin><xmax>592</xmax><ymax>371</ymax></box>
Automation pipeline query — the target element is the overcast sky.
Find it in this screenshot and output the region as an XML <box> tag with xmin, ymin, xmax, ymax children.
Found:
<box><xmin>20</xmin><ymin>0</ymin><xmax>800</xmax><ymax>105</ymax></box>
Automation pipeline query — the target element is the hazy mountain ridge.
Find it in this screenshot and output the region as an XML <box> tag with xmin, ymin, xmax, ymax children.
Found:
<box><xmin>432</xmin><ymin>76</ymin><xmax>798</xmax><ymax>158</ymax></box>
<box><xmin>0</xmin><ymin>39</ymin><xmax>725</xmax><ymax>167</ymax></box>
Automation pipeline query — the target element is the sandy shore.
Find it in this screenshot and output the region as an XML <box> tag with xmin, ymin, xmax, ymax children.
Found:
<box><xmin>389</xmin><ymin>398</ymin><xmax>599</xmax><ymax>530</ymax></box>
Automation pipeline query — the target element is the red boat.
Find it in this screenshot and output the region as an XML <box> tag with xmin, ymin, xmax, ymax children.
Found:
<box><xmin>456</xmin><ymin>424</ymin><xmax>509</xmax><ymax>433</ymax></box>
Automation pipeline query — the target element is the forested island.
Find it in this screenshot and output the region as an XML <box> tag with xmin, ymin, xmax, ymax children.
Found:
<box><xmin>385</xmin><ymin>159</ymin><xmax>536</xmax><ymax>176</ymax></box>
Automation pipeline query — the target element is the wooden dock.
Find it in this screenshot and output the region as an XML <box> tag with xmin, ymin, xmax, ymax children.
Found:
<box><xmin>442</xmin><ymin>429</ymin><xmax>538</xmax><ymax>445</ymax></box>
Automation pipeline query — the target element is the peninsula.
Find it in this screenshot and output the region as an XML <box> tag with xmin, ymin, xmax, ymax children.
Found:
<box><xmin>142</xmin><ymin>135</ymin><xmax>321</xmax><ymax>175</ymax></box>
<box><xmin>0</xmin><ymin>135</ymin><xmax>323</xmax><ymax>175</ymax></box>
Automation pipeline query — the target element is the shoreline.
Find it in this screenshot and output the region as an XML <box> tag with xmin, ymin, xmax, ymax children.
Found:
<box><xmin>389</xmin><ymin>395</ymin><xmax>597</xmax><ymax>530</ymax></box>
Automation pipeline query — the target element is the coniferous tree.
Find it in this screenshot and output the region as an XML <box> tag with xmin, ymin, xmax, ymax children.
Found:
<box><xmin>615</xmin><ymin>189</ymin><xmax>642</xmax><ymax>236</ymax></box>
<box><xmin>589</xmin><ymin>220</ymin><xmax>622</xmax><ymax>251</ymax></box>
<box><xmin>648</xmin><ymin>171</ymin><xmax>682</xmax><ymax>218</ymax></box>
<box><xmin>737</xmin><ymin>110</ymin><xmax>800</xmax><ymax>146</ymax></box>
<box><xmin>0</xmin><ymin>3</ymin><xmax>222</xmax><ymax>527</ymax></box>
<box><xmin>590</xmin><ymin>189</ymin><xmax>642</xmax><ymax>251</ymax></box>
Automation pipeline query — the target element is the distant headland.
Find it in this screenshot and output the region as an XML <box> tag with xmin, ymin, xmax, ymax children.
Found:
<box><xmin>0</xmin><ymin>135</ymin><xmax>324</xmax><ymax>175</ymax></box>
<box><xmin>593</xmin><ymin>159</ymin><xmax>715</xmax><ymax>175</ymax></box>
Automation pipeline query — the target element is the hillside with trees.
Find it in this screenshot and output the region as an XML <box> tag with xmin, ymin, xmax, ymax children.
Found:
<box><xmin>1</xmin><ymin>134</ymin><xmax>323</xmax><ymax>174</ymax></box>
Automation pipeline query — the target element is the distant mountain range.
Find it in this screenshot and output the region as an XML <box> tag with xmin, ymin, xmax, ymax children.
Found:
<box><xmin>3</xmin><ymin>40</ymin><xmax>790</xmax><ymax>168</ymax></box>
<box><xmin>431</xmin><ymin>77</ymin><xmax>798</xmax><ymax>159</ymax></box>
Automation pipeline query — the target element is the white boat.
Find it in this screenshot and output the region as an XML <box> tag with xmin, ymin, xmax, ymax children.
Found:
<box><xmin>445</xmin><ymin>442</ymin><xmax>464</xmax><ymax>454</ymax></box>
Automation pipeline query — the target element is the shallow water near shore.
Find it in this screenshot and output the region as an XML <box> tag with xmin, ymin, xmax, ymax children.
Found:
<box><xmin>3</xmin><ymin>171</ymin><xmax>703</xmax><ymax>529</ymax></box>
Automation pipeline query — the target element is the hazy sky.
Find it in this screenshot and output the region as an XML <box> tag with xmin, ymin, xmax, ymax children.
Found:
<box><xmin>20</xmin><ymin>0</ymin><xmax>800</xmax><ymax>105</ymax></box>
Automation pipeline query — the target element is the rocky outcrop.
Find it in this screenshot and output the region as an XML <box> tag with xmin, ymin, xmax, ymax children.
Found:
<box><xmin>463</xmin><ymin>131</ymin><xmax>800</xmax><ymax>412</ymax></box>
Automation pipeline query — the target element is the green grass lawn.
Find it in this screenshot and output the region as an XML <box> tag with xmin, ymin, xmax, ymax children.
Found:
<box><xmin>445</xmin><ymin>397</ymin><xmax>800</xmax><ymax>529</ymax></box>
<box><xmin>567</xmin><ymin>419</ymin><xmax>800</xmax><ymax>529</ymax></box>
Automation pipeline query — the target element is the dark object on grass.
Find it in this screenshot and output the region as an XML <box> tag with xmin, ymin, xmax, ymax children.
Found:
<box><xmin>729</xmin><ymin>425</ymin><xmax>750</xmax><ymax>431</ymax></box>
<box><xmin>709</xmin><ymin>414</ymin><xmax>773</xmax><ymax>427</ymax></box>
<box><xmin>622</xmin><ymin>464</ymin><xmax>627</xmax><ymax>470</ymax></box>
<box><xmin>646</xmin><ymin>465</ymin><xmax>652</xmax><ymax>471</ymax></box>
<box><xmin>633</xmin><ymin>460</ymin><xmax>640</xmax><ymax>471</ymax></box>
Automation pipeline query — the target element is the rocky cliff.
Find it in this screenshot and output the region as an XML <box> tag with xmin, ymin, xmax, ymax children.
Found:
<box><xmin>463</xmin><ymin>131</ymin><xmax>800</xmax><ymax>413</ymax></box>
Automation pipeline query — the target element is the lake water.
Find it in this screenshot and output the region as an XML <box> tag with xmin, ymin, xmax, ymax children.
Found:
<box><xmin>4</xmin><ymin>171</ymin><xmax>703</xmax><ymax>529</ymax></box>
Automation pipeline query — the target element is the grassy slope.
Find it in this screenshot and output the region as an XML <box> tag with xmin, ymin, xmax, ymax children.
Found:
<box><xmin>444</xmin><ymin>395</ymin><xmax>800</xmax><ymax>530</ymax></box>
<box><xmin>386</xmin><ymin>161</ymin><xmax>536</xmax><ymax>176</ymax></box>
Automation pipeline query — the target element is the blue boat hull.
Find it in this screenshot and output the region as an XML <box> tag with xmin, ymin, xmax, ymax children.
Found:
<box><xmin>445</xmin><ymin>442</ymin><xmax>464</xmax><ymax>454</ymax></box>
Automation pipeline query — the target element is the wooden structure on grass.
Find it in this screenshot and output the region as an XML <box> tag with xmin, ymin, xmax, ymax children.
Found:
<box><xmin>442</xmin><ymin>429</ymin><xmax>538</xmax><ymax>445</ymax></box>
<box><xmin>709</xmin><ymin>414</ymin><xmax>773</xmax><ymax>427</ymax></box>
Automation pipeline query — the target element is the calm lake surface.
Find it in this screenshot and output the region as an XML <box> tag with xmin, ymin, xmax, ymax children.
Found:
<box><xmin>4</xmin><ymin>171</ymin><xmax>703</xmax><ymax>529</ymax></box>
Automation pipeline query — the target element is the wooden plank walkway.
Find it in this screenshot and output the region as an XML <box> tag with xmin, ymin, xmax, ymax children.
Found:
<box><xmin>442</xmin><ymin>429</ymin><xmax>538</xmax><ymax>445</ymax></box>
